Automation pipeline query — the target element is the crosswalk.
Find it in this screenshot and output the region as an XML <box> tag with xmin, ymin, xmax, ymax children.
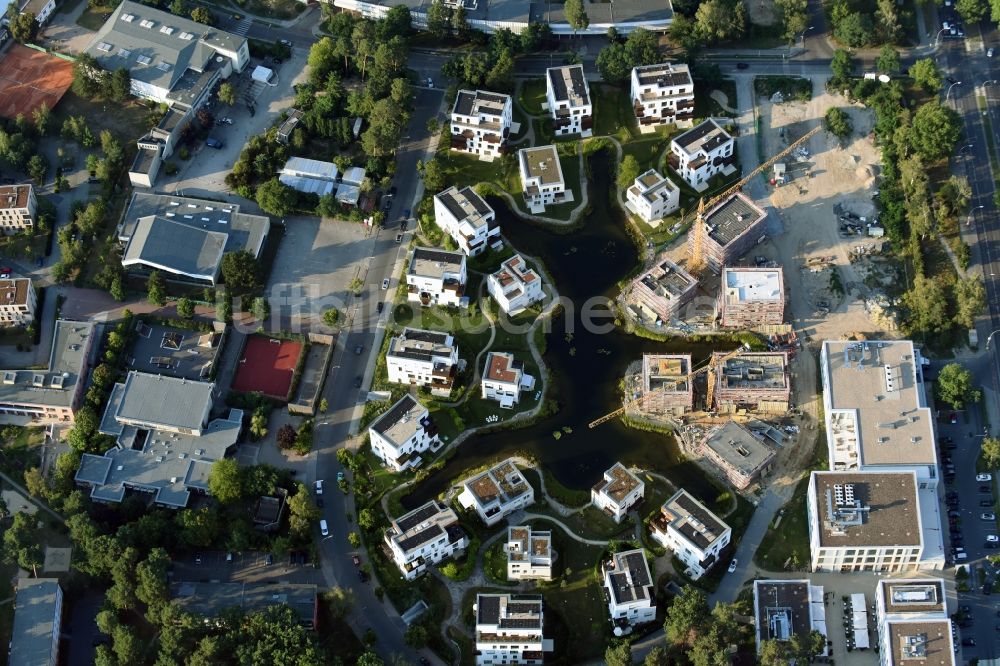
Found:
<box><xmin>231</xmin><ymin>17</ymin><xmax>253</xmax><ymax>37</ymax></box>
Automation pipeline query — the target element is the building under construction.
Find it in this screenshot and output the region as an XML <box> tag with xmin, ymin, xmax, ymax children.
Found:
<box><xmin>717</xmin><ymin>266</ymin><xmax>785</xmax><ymax>328</ymax></box>
<box><xmin>712</xmin><ymin>351</ymin><xmax>790</xmax><ymax>414</ymax></box>
<box><xmin>641</xmin><ymin>354</ymin><xmax>694</xmax><ymax>415</ymax></box>
<box><xmin>688</xmin><ymin>192</ymin><xmax>768</xmax><ymax>273</ymax></box>
<box><xmin>628</xmin><ymin>257</ymin><xmax>698</xmax><ymax>325</ymax></box>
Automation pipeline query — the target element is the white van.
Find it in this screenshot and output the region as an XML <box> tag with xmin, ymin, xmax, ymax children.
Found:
<box><xmin>955</xmin><ymin>552</ymin><xmax>968</xmax><ymax>561</ymax></box>
<box><xmin>320</xmin><ymin>519</ymin><xmax>329</xmax><ymax>537</ymax></box>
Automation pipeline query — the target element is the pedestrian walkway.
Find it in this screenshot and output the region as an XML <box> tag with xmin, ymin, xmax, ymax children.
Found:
<box><xmin>231</xmin><ymin>17</ymin><xmax>254</xmax><ymax>37</ymax></box>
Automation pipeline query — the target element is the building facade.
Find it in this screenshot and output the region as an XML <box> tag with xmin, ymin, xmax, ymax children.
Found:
<box><xmin>505</xmin><ymin>526</ymin><xmax>553</xmax><ymax>581</ymax></box>
<box><xmin>385</xmin><ymin>500</ymin><xmax>468</xmax><ymax>580</ymax></box>
<box><xmin>669</xmin><ymin>119</ymin><xmax>736</xmax><ymax>191</ymax></box>
<box><xmin>717</xmin><ymin>267</ymin><xmax>785</xmax><ymax>328</ymax></box>
<box><xmin>711</xmin><ymin>350</ymin><xmax>791</xmax><ymax>414</ymax></box>
<box><xmin>602</xmin><ymin>549</ymin><xmax>656</xmax><ymax>629</ymax></box>
<box><xmin>450</xmin><ymin>89</ymin><xmax>512</xmax><ymax>161</ymax></box>
<box><xmin>487</xmin><ymin>254</ymin><xmax>544</xmax><ymax>314</ymax></box>
<box><xmin>630</xmin><ymin>62</ymin><xmax>695</xmax><ymax>130</ymax></box>
<box><xmin>481</xmin><ymin>351</ymin><xmax>535</xmax><ymax>408</ymax></box>
<box><xmin>687</xmin><ymin>192</ymin><xmax>769</xmax><ymax>272</ymax></box>
<box><xmin>590</xmin><ymin>462</ymin><xmax>645</xmax><ymax>523</ymax></box>
<box><xmin>458</xmin><ymin>458</ymin><xmax>534</xmax><ymax>526</ymax></box>
<box><xmin>650</xmin><ymin>489</ymin><xmax>731</xmax><ymax>580</ymax></box>
<box><xmin>625</xmin><ymin>169</ymin><xmax>680</xmax><ymax>224</ymax></box>
<box><xmin>0</xmin><ymin>184</ymin><xmax>36</xmax><ymax>234</ymax></box>
<box><xmin>627</xmin><ymin>257</ymin><xmax>697</xmax><ymax>325</ymax></box>
<box><xmin>699</xmin><ymin>420</ymin><xmax>777</xmax><ymax>490</ymax></box>
<box><xmin>875</xmin><ymin>579</ymin><xmax>955</xmax><ymax>666</ymax></box>
<box><xmin>546</xmin><ymin>64</ymin><xmax>592</xmax><ymax>137</ymax></box>
<box><xmin>640</xmin><ymin>354</ymin><xmax>694</xmax><ymax>415</ymax></box>
<box><xmin>0</xmin><ymin>278</ymin><xmax>36</xmax><ymax>327</ymax></box>
<box><xmin>385</xmin><ymin>328</ymin><xmax>459</xmax><ymax>397</ymax></box>
<box><xmin>474</xmin><ymin>594</ymin><xmax>553</xmax><ymax>666</ymax></box>
<box><xmin>368</xmin><ymin>394</ymin><xmax>441</xmax><ymax>472</ymax></box>
<box><xmin>406</xmin><ymin>247</ymin><xmax>467</xmax><ymax>308</ymax></box>
<box><xmin>433</xmin><ymin>186</ymin><xmax>500</xmax><ymax>256</ymax></box>
<box><xmin>518</xmin><ymin>145</ymin><xmax>568</xmax><ymax>213</ymax></box>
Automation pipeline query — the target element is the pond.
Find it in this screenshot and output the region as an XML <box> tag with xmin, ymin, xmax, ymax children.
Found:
<box><xmin>403</xmin><ymin>149</ymin><xmax>722</xmax><ymax>509</ymax></box>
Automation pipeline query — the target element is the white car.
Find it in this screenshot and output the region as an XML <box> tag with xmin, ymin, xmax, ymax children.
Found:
<box><xmin>728</xmin><ymin>559</ymin><xmax>738</xmax><ymax>573</ymax></box>
<box><xmin>982</xmin><ymin>512</ymin><xmax>996</xmax><ymax>521</ymax></box>
<box><xmin>381</xmin><ymin>278</ymin><xmax>390</xmax><ymax>290</ymax></box>
<box><xmin>320</xmin><ymin>519</ymin><xmax>329</xmax><ymax>537</ymax></box>
<box><xmin>990</xmin><ymin>47</ymin><xmax>996</xmax><ymax>57</ymax></box>
<box><xmin>977</xmin><ymin>473</ymin><xmax>993</xmax><ymax>482</ymax></box>
<box><xmin>987</xmin><ymin>534</ymin><xmax>999</xmax><ymax>543</ymax></box>
<box><xmin>314</xmin><ymin>479</ymin><xmax>324</xmax><ymax>495</ymax></box>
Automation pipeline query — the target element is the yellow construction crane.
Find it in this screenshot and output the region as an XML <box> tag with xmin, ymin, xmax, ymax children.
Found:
<box><xmin>688</xmin><ymin>125</ymin><xmax>823</xmax><ymax>275</ymax></box>
<box><xmin>588</xmin><ymin>344</ymin><xmax>749</xmax><ymax>429</ymax></box>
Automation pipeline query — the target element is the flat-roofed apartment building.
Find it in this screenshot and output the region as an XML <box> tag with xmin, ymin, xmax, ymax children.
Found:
<box><xmin>627</xmin><ymin>257</ymin><xmax>697</xmax><ymax>325</ymax></box>
<box><xmin>450</xmin><ymin>89</ymin><xmax>512</xmax><ymax>161</ymax></box>
<box><xmin>458</xmin><ymin>457</ymin><xmax>534</xmax><ymax>526</ymax></box>
<box><xmin>753</xmin><ymin>580</ymin><xmax>828</xmax><ymax>656</ymax></box>
<box><xmin>481</xmin><ymin>351</ymin><xmax>535</xmax><ymax>408</ymax></box>
<box><xmin>368</xmin><ymin>394</ymin><xmax>441</xmax><ymax>472</ymax></box>
<box><xmin>385</xmin><ymin>500</ymin><xmax>468</xmax><ymax>580</ymax></box>
<box><xmin>518</xmin><ymin>145</ymin><xmax>569</xmax><ymax>213</ymax></box>
<box><xmin>820</xmin><ymin>340</ymin><xmax>944</xmax><ymax>568</ymax></box>
<box><xmin>505</xmin><ymin>525</ymin><xmax>553</xmax><ymax>580</ymax></box>
<box><xmin>687</xmin><ymin>192</ymin><xmax>768</xmax><ymax>272</ymax></box>
<box><xmin>700</xmin><ymin>419</ymin><xmax>777</xmax><ymax>490</ymax></box>
<box><xmin>0</xmin><ymin>320</ymin><xmax>95</xmax><ymax>425</ymax></box>
<box><xmin>625</xmin><ymin>169</ymin><xmax>680</xmax><ymax>224</ymax></box>
<box><xmin>433</xmin><ymin>186</ymin><xmax>500</xmax><ymax>256</ymax></box>
<box><xmin>474</xmin><ymin>594</ymin><xmax>554</xmax><ymax>666</ymax></box>
<box><xmin>641</xmin><ymin>353</ymin><xmax>694</xmax><ymax>415</ymax></box>
<box><xmin>650</xmin><ymin>489</ymin><xmax>731</xmax><ymax>579</ymax></box>
<box><xmin>75</xmin><ymin>371</ymin><xmax>243</xmax><ymax>507</ymax></box>
<box><xmin>807</xmin><ymin>470</ymin><xmax>926</xmax><ymax>572</ymax></box>
<box><xmin>630</xmin><ymin>62</ymin><xmax>695</xmax><ymax>130</ymax></box>
<box><xmin>406</xmin><ymin>247</ymin><xmax>467</xmax><ymax>308</ymax></box>
<box><xmin>601</xmin><ymin>548</ymin><xmax>656</xmax><ymax>628</ymax></box>
<box><xmin>0</xmin><ymin>184</ymin><xmax>36</xmax><ymax>234</ymax></box>
<box><xmin>669</xmin><ymin>119</ymin><xmax>736</xmax><ymax>192</ymax></box>
<box><xmin>875</xmin><ymin>579</ymin><xmax>955</xmax><ymax>666</ymax></box>
<box><xmin>717</xmin><ymin>266</ymin><xmax>785</xmax><ymax>328</ymax></box>
<box><xmin>591</xmin><ymin>462</ymin><xmax>645</xmax><ymax>523</ymax></box>
<box><xmin>386</xmin><ymin>328</ymin><xmax>459</xmax><ymax>397</ymax></box>
<box><xmin>172</xmin><ymin>582</ymin><xmax>319</xmax><ymax>628</ymax></box>
<box><xmin>0</xmin><ymin>278</ymin><xmax>36</xmax><ymax>326</ymax></box>
<box><xmin>8</xmin><ymin>578</ymin><xmax>62</xmax><ymax>666</ymax></box>
<box><xmin>487</xmin><ymin>254</ymin><xmax>543</xmax><ymax>315</ymax></box>
<box><xmin>546</xmin><ymin>64</ymin><xmax>592</xmax><ymax>137</ymax></box>
<box><xmin>711</xmin><ymin>350</ymin><xmax>790</xmax><ymax>414</ymax></box>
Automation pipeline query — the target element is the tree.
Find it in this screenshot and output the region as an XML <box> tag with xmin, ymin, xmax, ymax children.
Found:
<box><xmin>322</xmin><ymin>308</ymin><xmax>340</xmax><ymax>327</ymax></box>
<box><xmin>830</xmin><ymin>48</ymin><xmax>854</xmax><ymax>85</ymax></box>
<box><xmin>905</xmin><ymin>275</ymin><xmax>950</xmax><ymax>336</ymax></box>
<box><xmin>109</xmin><ymin>68</ymin><xmax>132</xmax><ymax>102</ymax></box>
<box><xmin>208</xmin><ymin>459</ymin><xmax>244</xmax><ymax>504</ymax></box>
<box><xmin>643</xmin><ymin>646</ymin><xmax>670</xmax><ymax>666</ymax></box>
<box><xmin>669</xmin><ymin>14</ymin><xmax>702</xmax><ymax>52</ymax></box>
<box><xmin>758</xmin><ymin>638</ymin><xmax>792</xmax><ymax>666</ymax></box>
<box><xmin>665</xmin><ymin>586</ymin><xmax>710</xmax><ymax>646</ymax></box>
<box><xmin>252</xmin><ymin>296</ymin><xmax>270</xmax><ymax>321</ymax></box>
<box><xmin>623</xmin><ymin>29</ymin><xmax>660</xmax><ymax>67</ymax></box>
<box><xmin>190</xmin><ymin>6</ymin><xmax>212</xmax><ymax>24</ymax></box>
<box><xmin>421</xmin><ymin>158</ymin><xmax>447</xmax><ymax>192</ymax></box>
<box><xmin>8</xmin><ymin>10</ymin><xmax>37</xmax><ymax>43</ymax></box>
<box><xmin>875</xmin><ymin>0</ymin><xmax>901</xmax><ymax>44</ymax></box>
<box><xmin>485</xmin><ymin>49</ymin><xmax>515</xmax><ymax>91</ymax></box>
<box><xmin>147</xmin><ymin>271</ymin><xmax>167</xmax><ymax>306</ymax></box>
<box><xmin>169</xmin><ymin>0</ymin><xmax>187</xmax><ymax>15</ymax></box>
<box><xmin>357</xmin><ymin>651</ymin><xmax>384</xmax><ymax>666</ymax></box>
<box><xmin>256</xmin><ymin>178</ymin><xmax>297</xmax><ymax>217</ymax></box>
<box><xmin>936</xmin><ymin>363</ymin><xmax>981</xmax><ymax>409</ymax></box>
<box><xmin>981</xmin><ymin>437</ymin><xmax>1000</xmax><ymax>469</ymax></box>
<box><xmin>452</xmin><ymin>4</ymin><xmax>470</xmax><ymax>41</ymax></box>
<box><xmin>564</xmin><ymin>0</ymin><xmax>589</xmax><ymax>35</ymax></box>
<box><xmin>288</xmin><ymin>483</ymin><xmax>321</xmax><ymax>538</ymax></box>
<box><xmin>380</xmin><ymin>5</ymin><xmax>412</xmax><ymax>39</ymax></box>
<box><xmin>775</xmin><ymin>0</ymin><xmax>808</xmax><ymax>43</ymax></box>
<box><xmin>135</xmin><ymin>547</ymin><xmax>170</xmax><ymax>608</ymax></box>
<box><xmin>604</xmin><ymin>640</ymin><xmax>633</xmax><ymax>666</ymax></box>
<box><xmin>176</xmin><ymin>297</ymin><xmax>195</xmax><ymax>319</ymax></box>
<box><xmin>957</xmin><ymin>0</ymin><xmax>988</xmax><ymax>23</ymax></box>
<box><xmin>32</xmin><ymin>103</ymin><xmax>51</xmax><ymax>136</ymax></box>
<box><xmin>404</xmin><ymin>624</ymin><xmax>429</xmax><ymax>648</ymax></box>
<box><xmin>276</xmin><ymin>424</ymin><xmax>297</xmax><ymax>449</ymax></box>
<box><xmin>358</xmin><ymin>508</ymin><xmax>376</xmax><ymax>531</ymax></box>
<box><xmin>218</xmin><ymin>82</ymin><xmax>236</xmax><ymax>106</ymax></box>
<box><xmin>596</xmin><ymin>43</ymin><xmax>629</xmax><ymax>83</ymax></box>
<box><xmin>910</xmin><ymin>101</ymin><xmax>960</xmax><ymax>162</ymax></box>
<box><xmin>616</xmin><ymin>154</ymin><xmax>641</xmax><ymax>189</ymax></box>
<box><xmin>824</xmin><ymin>107</ymin><xmax>853</xmax><ymax>138</ymax></box>
<box><xmin>834</xmin><ymin>12</ymin><xmax>872</xmax><ymax>47</ymax></box>
<box><xmin>695</xmin><ymin>0</ymin><xmax>746</xmax><ymax>42</ymax></box>
<box><xmin>954</xmin><ymin>277</ymin><xmax>986</xmax><ymax>329</ymax></box>
<box><xmin>27</xmin><ymin>154</ymin><xmax>47</xmax><ymax>185</ymax></box>
<box><xmin>426</xmin><ymin>0</ymin><xmax>451</xmax><ymax>40</ymax></box>
<box><xmin>347</xmin><ymin>531</ymin><xmax>361</xmax><ymax>547</ymax></box>
<box><xmin>908</xmin><ymin>58</ymin><xmax>942</xmax><ymax>93</ymax></box>
<box><xmin>362</xmin><ymin>98</ymin><xmax>406</xmax><ymax>158</ymax></box>
<box><xmin>875</xmin><ymin>46</ymin><xmax>901</xmax><ymax>74</ymax></box>
<box><xmin>220</xmin><ymin>250</ymin><xmax>260</xmax><ymax>290</ymax></box>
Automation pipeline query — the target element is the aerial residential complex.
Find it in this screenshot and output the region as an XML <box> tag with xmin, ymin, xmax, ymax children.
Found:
<box><xmin>753</xmin><ymin>580</ymin><xmax>828</xmax><ymax>655</ymax></box>
<box><xmin>711</xmin><ymin>350</ymin><xmax>791</xmax><ymax>414</ymax></box>
<box><xmin>641</xmin><ymin>353</ymin><xmax>694</xmax><ymax>415</ymax></box>
<box><xmin>481</xmin><ymin>351</ymin><xmax>535</xmax><ymax>407</ymax></box>
<box><xmin>0</xmin><ymin>183</ymin><xmax>36</xmax><ymax>234</ymax></box>
<box><xmin>699</xmin><ymin>419</ymin><xmax>777</xmax><ymax>490</ymax></box>
<box><xmin>717</xmin><ymin>266</ymin><xmax>786</xmax><ymax>328</ymax></box>
<box><xmin>433</xmin><ymin>186</ymin><xmax>500</xmax><ymax>256</ymax></box>
<box><xmin>590</xmin><ymin>462</ymin><xmax>645</xmax><ymax>523</ymax></box>
<box><xmin>487</xmin><ymin>254</ymin><xmax>544</xmax><ymax>314</ymax></box>
<box><xmin>474</xmin><ymin>594</ymin><xmax>553</xmax><ymax>666</ymax></box>
<box><xmin>458</xmin><ymin>457</ymin><xmax>534</xmax><ymax>526</ymax></box>
<box><xmin>688</xmin><ymin>192</ymin><xmax>769</xmax><ymax>272</ymax></box>
<box><xmin>624</xmin><ymin>169</ymin><xmax>680</xmax><ymax>224</ymax></box>
<box><xmin>875</xmin><ymin>579</ymin><xmax>955</xmax><ymax>666</ymax></box>
<box><xmin>450</xmin><ymin>89</ymin><xmax>513</xmax><ymax>161</ymax></box>
<box><xmin>385</xmin><ymin>328</ymin><xmax>459</xmax><ymax>397</ymax></box>
<box><xmin>0</xmin><ymin>278</ymin><xmax>36</xmax><ymax>327</ymax></box>
<box><xmin>630</xmin><ymin>62</ymin><xmax>695</xmax><ymax>130</ymax></box>
<box><xmin>650</xmin><ymin>489</ymin><xmax>731</xmax><ymax>580</ymax></box>
<box><xmin>385</xmin><ymin>500</ymin><xmax>468</xmax><ymax>580</ymax></box>
<box><xmin>545</xmin><ymin>64</ymin><xmax>592</xmax><ymax>137</ymax></box>
<box><xmin>406</xmin><ymin>247</ymin><xmax>467</xmax><ymax>308</ymax></box>
<box><xmin>669</xmin><ymin>119</ymin><xmax>737</xmax><ymax>191</ymax></box>
<box><xmin>518</xmin><ymin>145</ymin><xmax>568</xmax><ymax>213</ymax></box>
<box><xmin>505</xmin><ymin>526</ymin><xmax>553</xmax><ymax>581</ymax></box>
<box><xmin>601</xmin><ymin>548</ymin><xmax>656</xmax><ymax>629</ymax></box>
<box><xmin>627</xmin><ymin>257</ymin><xmax>698</xmax><ymax>325</ymax></box>
<box><xmin>368</xmin><ymin>394</ymin><xmax>441</xmax><ymax>472</ymax></box>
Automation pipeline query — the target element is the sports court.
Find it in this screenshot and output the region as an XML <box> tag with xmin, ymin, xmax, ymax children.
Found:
<box><xmin>232</xmin><ymin>335</ymin><xmax>303</xmax><ymax>399</ymax></box>
<box><xmin>0</xmin><ymin>45</ymin><xmax>74</xmax><ymax>120</ymax></box>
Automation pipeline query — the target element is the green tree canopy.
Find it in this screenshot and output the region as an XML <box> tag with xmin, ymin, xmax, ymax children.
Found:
<box><xmin>824</xmin><ymin>107</ymin><xmax>853</xmax><ymax>138</ymax></box>
<box><xmin>665</xmin><ymin>585</ymin><xmax>710</xmax><ymax>646</ymax></box>
<box><xmin>256</xmin><ymin>178</ymin><xmax>298</xmax><ymax>217</ymax></box>
<box><xmin>908</xmin><ymin>58</ymin><xmax>942</xmax><ymax>93</ymax></box>
<box><xmin>564</xmin><ymin>0</ymin><xmax>589</xmax><ymax>34</ymax></box>
<box><xmin>981</xmin><ymin>436</ymin><xmax>1000</xmax><ymax>469</ymax></box>
<box><xmin>936</xmin><ymin>362</ymin><xmax>981</xmax><ymax>409</ymax></box>
<box><xmin>909</xmin><ymin>101</ymin><xmax>961</xmax><ymax>162</ymax></box>
<box><xmin>954</xmin><ymin>276</ymin><xmax>986</xmax><ymax>329</ymax></box>
<box><xmin>220</xmin><ymin>250</ymin><xmax>260</xmax><ymax>290</ymax></box>
<box><xmin>208</xmin><ymin>459</ymin><xmax>244</xmax><ymax>504</ymax></box>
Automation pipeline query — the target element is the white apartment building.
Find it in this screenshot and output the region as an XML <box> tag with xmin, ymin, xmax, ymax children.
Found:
<box><xmin>630</xmin><ymin>62</ymin><xmax>695</xmax><ymax>130</ymax></box>
<box><xmin>384</xmin><ymin>500</ymin><xmax>468</xmax><ymax>580</ymax></box>
<box><xmin>450</xmin><ymin>89</ymin><xmax>513</xmax><ymax>161</ymax></box>
<box><xmin>807</xmin><ymin>470</ymin><xmax>925</xmax><ymax>573</ymax></box>
<box><xmin>458</xmin><ymin>458</ymin><xmax>534</xmax><ymax>526</ymax></box>
<box><xmin>820</xmin><ymin>340</ymin><xmax>944</xmax><ymax>569</ymax></box>
<box><xmin>487</xmin><ymin>254</ymin><xmax>544</xmax><ymax>315</ymax></box>
<box><xmin>433</xmin><ymin>186</ymin><xmax>500</xmax><ymax>256</ymax></box>
<box><xmin>875</xmin><ymin>579</ymin><xmax>955</xmax><ymax>666</ymax></box>
<box><xmin>753</xmin><ymin>580</ymin><xmax>828</xmax><ymax>656</ymax></box>
<box><xmin>368</xmin><ymin>394</ymin><xmax>441</xmax><ymax>472</ymax></box>
<box><xmin>0</xmin><ymin>184</ymin><xmax>36</xmax><ymax>234</ymax></box>
<box><xmin>650</xmin><ymin>489</ymin><xmax>731</xmax><ymax>580</ymax></box>
<box><xmin>602</xmin><ymin>549</ymin><xmax>656</xmax><ymax>631</ymax></box>
<box><xmin>406</xmin><ymin>247</ymin><xmax>467</xmax><ymax>308</ymax></box>
<box><xmin>545</xmin><ymin>64</ymin><xmax>592</xmax><ymax>137</ymax></box>
<box><xmin>481</xmin><ymin>351</ymin><xmax>535</xmax><ymax>408</ymax></box>
<box><xmin>669</xmin><ymin>119</ymin><xmax>736</xmax><ymax>192</ymax></box>
<box><xmin>474</xmin><ymin>594</ymin><xmax>554</xmax><ymax>666</ymax></box>
<box><xmin>505</xmin><ymin>526</ymin><xmax>553</xmax><ymax>581</ymax></box>
<box><xmin>385</xmin><ymin>328</ymin><xmax>459</xmax><ymax>397</ymax></box>
<box><xmin>0</xmin><ymin>278</ymin><xmax>36</xmax><ymax>327</ymax></box>
<box><xmin>590</xmin><ymin>462</ymin><xmax>644</xmax><ymax>523</ymax></box>
<box><xmin>518</xmin><ymin>145</ymin><xmax>569</xmax><ymax>214</ymax></box>
<box><xmin>624</xmin><ymin>169</ymin><xmax>680</xmax><ymax>224</ymax></box>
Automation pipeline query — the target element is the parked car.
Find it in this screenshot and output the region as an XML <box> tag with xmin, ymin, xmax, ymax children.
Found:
<box><xmin>352</xmin><ymin>555</ymin><xmax>361</xmax><ymax>566</ymax></box>
<box><xmin>320</xmin><ymin>519</ymin><xmax>329</xmax><ymax>537</ymax></box>
<box><xmin>987</xmin><ymin>534</ymin><xmax>999</xmax><ymax>542</ymax></box>
<box><xmin>279</xmin><ymin>39</ymin><xmax>293</xmax><ymax>47</ymax></box>
<box><xmin>396</xmin><ymin>233</ymin><xmax>403</xmax><ymax>243</ymax></box>
<box><xmin>978</xmin><ymin>473</ymin><xmax>993</xmax><ymax>482</ymax></box>
<box><xmin>990</xmin><ymin>47</ymin><xmax>995</xmax><ymax>57</ymax></box>
<box><xmin>736</xmin><ymin>62</ymin><xmax>749</xmax><ymax>69</ymax></box>
<box><xmin>314</xmin><ymin>479</ymin><xmax>324</xmax><ymax>495</ymax></box>
<box><xmin>354</xmin><ymin>375</ymin><xmax>363</xmax><ymax>388</ymax></box>
<box><xmin>950</xmin><ymin>412</ymin><xmax>959</xmax><ymax>424</ymax></box>
<box><xmin>981</xmin><ymin>485</ymin><xmax>993</xmax><ymax>493</ymax></box>
<box><xmin>205</xmin><ymin>137</ymin><xmax>223</xmax><ymax>149</ymax></box>
<box><xmin>265</xmin><ymin>553</ymin><xmax>273</xmax><ymax>565</ymax></box>
<box><xmin>354</xmin><ymin>345</ymin><xmax>363</xmax><ymax>355</ymax></box>
<box><xmin>982</xmin><ymin>513</ymin><xmax>996</xmax><ymax>521</ymax></box>
<box><xmin>728</xmin><ymin>559</ymin><xmax>738</xmax><ymax>573</ymax></box>
<box><xmin>376</xmin><ymin>301</ymin><xmax>384</xmax><ymax>314</ymax></box>
<box><xmin>982</xmin><ymin>499</ymin><xmax>996</xmax><ymax>507</ymax></box>
<box><xmin>381</xmin><ymin>278</ymin><xmax>390</xmax><ymax>289</ymax></box>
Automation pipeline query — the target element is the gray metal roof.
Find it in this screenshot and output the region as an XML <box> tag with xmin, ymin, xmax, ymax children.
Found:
<box><xmin>0</xmin><ymin>320</ymin><xmax>94</xmax><ymax>410</ymax></box>
<box><xmin>122</xmin><ymin>215</ymin><xmax>227</xmax><ymax>281</ymax></box>
<box><xmin>9</xmin><ymin>578</ymin><xmax>61</xmax><ymax>666</ymax></box>
<box><xmin>114</xmin><ymin>371</ymin><xmax>214</xmax><ymax>431</ymax></box>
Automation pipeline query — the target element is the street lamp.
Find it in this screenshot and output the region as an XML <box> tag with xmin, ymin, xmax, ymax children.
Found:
<box><xmin>967</xmin><ymin>204</ymin><xmax>985</xmax><ymax>227</ymax></box>
<box><xmin>935</xmin><ymin>27</ymin><xmax>948</xmax><ymax>47</ymax></box>
<box><xmin>946</xmin><ymin>81</ymin><xmax>963</xmax><ymax>102</ymax></box>
<box><xmin>798</xmin><ymin>25</ymin><xmax>815</xmax><ymax>47</ymax></box>
<box><xmin>986</xmin><ymin>329</ymin><xmax>1000</xmax><ymax>350</ymax></box>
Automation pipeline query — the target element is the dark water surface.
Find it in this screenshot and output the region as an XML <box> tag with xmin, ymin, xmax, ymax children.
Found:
<box><xmin>403</xmin><ymin>150</ymin><xmax>719</xmax><ymax>509</ymax></box>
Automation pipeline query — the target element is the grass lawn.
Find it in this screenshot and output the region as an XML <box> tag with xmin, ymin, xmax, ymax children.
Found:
<box><xmin>519</xmin><ymin>79</ymin><xmax>548</xmax><ymax>116</ymax></box>
<box><xmin>0</xmin><ymin>425</ymin><xmax>45</xmax><ymax>479</ymax></box>
<box><xmin>511</xmin><ymin>104</ymin><xmax>530</xmax><ymax>142</ymax></box>
<box><xmin>753</xmin><ymin>76</ymin><xmax>813</xmax><ymax>102</ymax></box>
<box><xmin>592</xmin><ymin>83</ymin><xmax>633</xmax><ymax>141</ymax></box>
<box><xmin>694</xmin><ymin>78</ymin><xmax>738</xmax><ymax>118</ymax></box>
<box><xmin>534</xmin><ymin>503</ymin><xmax>632</xmax><ymax>541</ymax></box>
<box><xmin>53</xmin><ymin>91</ymin><xmax>155</xmax><ymax>147</ymax></box>
<box><xmin>437</xmin><ymin>149</ymin><xmax>522</xmax><ymax>195</ymax></box>
<box><xmin>76</xmin><ymin>4</ymin><xmax>113</xmax><ymax>29</ymax></box>
<box><xmin>753</xmin><ymin>475</ymin><xmax>811</xmax><ymax>571</ymax></box>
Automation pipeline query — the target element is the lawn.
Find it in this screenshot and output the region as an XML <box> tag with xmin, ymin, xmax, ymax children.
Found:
<box><xmin>519</xmin><ymin>79</ymin><xmax>548</xmax><ymax>116</ymax></box>
<box><xmin>592</xmin><ymin>83</ymin><xmax>634</xmax><ymax>141</ymax></box>
<box><xmin>53</xmin><ymin>90</ymin><xmax>155</xmax><ymax>148</ymax></box>
<box><xmin>753</xmin><ymin>76</ymin><xmax>813</xmax><ymax>102</ymax></box>
<box><xmin>753</xmin><ymin>474</ymin><xmax>811</xmax><ymax>571</ymax></box>
<box><xmin>77</xmin><ymin>4</ymin><xmax>114</xmax><ymax>30</ymax></box>
<box><xmin>694</xmin><ymin>78</ymin><xmax>738</xmax><ymax>119</ymax></box>
<box><xmin>533</xmin><ymin>503</ymin><xmax>632</xmax><ymax>541</ymax></box>
<box><xmin>437</xmin><ymin>149</ymin><xmax>522</xmax><ymax>196</ymax></box>
<box><xmin>0</xmin><ymin>425</ymin><xmax>45</xmax><ymax>479</ymax></box>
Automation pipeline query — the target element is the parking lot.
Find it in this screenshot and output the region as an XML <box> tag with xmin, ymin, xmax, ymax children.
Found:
<box><xmin>170</xmin><ymin>549</ymin><xmax>325</xmax><ymax>586</ymax></box>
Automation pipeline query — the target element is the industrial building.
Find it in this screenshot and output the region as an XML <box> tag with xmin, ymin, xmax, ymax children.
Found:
<box><xmin>717</xmin><ymin>266</ymin><xmax>785</xmax><ymax>328</ymax></box>
<box><xmin>640</xmin><ymin>353</ymin><xmax>694</xmax><ymax>415</ymax></box>
<box><xmin>627</xmin><ymin>257</ymin><xmax>698</xmax><ymax>325</ymax></box>
<box><xmin>687</xmin><ymin>193</ymin><xmax>768</xmax><ymax>272</ymax></box>
<box><xmin>753</xmin><ymin>580</ymin><xmax>828</xmax><ymax>657</ymax></box>
<box><xmin>711</xmin><ymin>351</ymin><xmax>790</xmax><ymax>414</ymax></box>
<box><xmin>875</xmin><ymin>579</ymin><xmax>955</xmax><ymax>666</ymax></box>
<box><xmin>699</xmin><ymin>420</ymin><xmax>776</xmax><ymax>490</ymax></box>
<box><xmin>630</xmin><ymin>62</ymin><xmax>695</xmax><ymax>130</ymax></box>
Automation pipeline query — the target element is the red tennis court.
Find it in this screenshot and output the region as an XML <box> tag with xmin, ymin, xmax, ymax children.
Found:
<box><xmin>0</xmin><ymin>45</ymin><xmax>74</xmax><ymax>120</ymax></box>
<box><xmin>231</xmin><ymin>335</ymin><xmax>303</xmax><ymax>399</ymax></box>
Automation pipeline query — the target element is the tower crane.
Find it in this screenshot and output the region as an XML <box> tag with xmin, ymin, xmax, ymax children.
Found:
<box><xmin>587</xmin><ymin>344</ymin><xmax>750</xmax><ymax>429</ymax></box>
<box><xmin>688</xmin><ymin>125</ymin><xmax>823</xmax><ymax>275</ymax></box>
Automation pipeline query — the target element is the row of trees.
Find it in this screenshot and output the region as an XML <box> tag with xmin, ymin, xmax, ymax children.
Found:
<box><xmin>596</xmin><ymin>28</ymin><xmax>663</xmax><ymax>84</ymax></box>
<box><xmin>826</xmin><ymin>0</ymin><xmax>905</xmax><ymax>48</ymax></box>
